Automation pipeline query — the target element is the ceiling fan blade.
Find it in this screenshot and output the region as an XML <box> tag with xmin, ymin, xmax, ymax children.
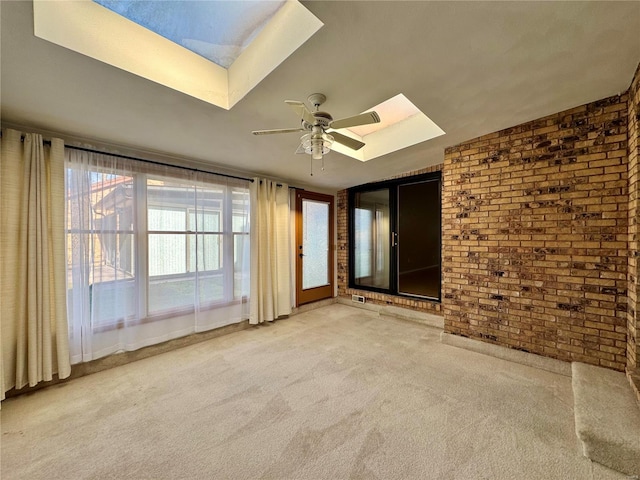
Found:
<box><xmin>285</xmin><ymin>100</ymin><xmax>316</xmax><ymax>125</ymax></box>
<box><xmin>252</xmin><ymin>128</ymin><xmax>304</xmax><ymax>135</ymax></box>
<box><xmin>330</xmin><ymin>131</ymin><xmax>366</xmax><ymax>151</ymax></box>
<box><xmin>329</xmin><ymin>111</ymin><xmax>380</xmax><ymax>130</ymax></box>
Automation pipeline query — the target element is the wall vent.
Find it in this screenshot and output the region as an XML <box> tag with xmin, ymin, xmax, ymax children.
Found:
<box><xmin>351</xmin><ymin>295</ymin><xmax>365</xmax><ymax>304</ymax></box>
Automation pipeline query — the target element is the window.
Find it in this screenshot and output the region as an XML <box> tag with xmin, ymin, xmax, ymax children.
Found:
<box><xmin>65</xmin><ymin>149</ymin><xmax>250</xmax><ymax>363</ymax></box>
<box><xmin>146</xmin><ymin>179</ymin><xmax>228</xmax><ymax>314</ymax></box>
<box><xmin>348</xmin><ymin>172</ymin><xmax>441</xmax><ymax>301</ymax></box>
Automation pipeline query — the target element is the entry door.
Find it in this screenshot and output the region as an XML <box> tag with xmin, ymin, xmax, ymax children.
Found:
<box><xmin>295</xmin><ymin>190</ymin><xmax>334</xmax><ymax>306</ymax></box>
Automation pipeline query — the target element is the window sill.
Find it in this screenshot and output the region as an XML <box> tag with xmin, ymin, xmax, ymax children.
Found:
<box><xmin>91</xmin><ymin>297</ymin><xmax>248</xmax><ymax>333</ymax></box>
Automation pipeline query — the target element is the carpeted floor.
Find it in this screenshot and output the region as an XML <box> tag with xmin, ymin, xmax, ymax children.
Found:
<box><xmin>0</xmin><ymin>304</ymin><xmax>626</xmax><ymax>479</ymax></box>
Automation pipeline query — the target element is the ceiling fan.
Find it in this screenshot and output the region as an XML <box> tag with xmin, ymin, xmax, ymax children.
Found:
<box><xmin>252</xmin><ymin>93</ymin><xmax>380</xmax><ymax>174</ymax></box>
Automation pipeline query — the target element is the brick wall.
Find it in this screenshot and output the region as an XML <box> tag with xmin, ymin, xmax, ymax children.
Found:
<box><xmin>442</xmin><ymin>95</ymin><xmax>629</xmax><ymax>371</ymax></box>
<box><xmin>335</xmin><ymin>65</ymin><xmax>640</xmax><ymax>374</ymax></box>
<box><xmin>336</xmin><ymin>166</ymin><xmax>443</xmax><ymax>314</ymax></box>
<box><xmin>628</xmin><ymin>64</ymin><xmax>640</xmax><ymax>373</ymax></box>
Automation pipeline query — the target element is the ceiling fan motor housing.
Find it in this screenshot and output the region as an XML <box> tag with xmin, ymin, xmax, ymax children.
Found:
<box><xmin>302</xmin><ymin>111</ymin><xmax>333</xmax><ymax>130</ymax></box>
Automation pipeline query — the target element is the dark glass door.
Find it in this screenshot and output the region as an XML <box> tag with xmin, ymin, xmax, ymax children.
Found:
<box><xmin>397</xmin><ymin>180</ymin><xmax>441</xmax><ymax>298</ymax></box>
<box><xmin>348</xmin><ymin>172</ymin><xmax>441</xmax><ymax>301</ymax></box>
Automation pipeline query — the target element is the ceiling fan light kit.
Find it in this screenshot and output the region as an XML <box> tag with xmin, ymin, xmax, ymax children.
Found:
<box><xmin>252</xmin><ymin>93</ymin><xmax>381</xmax><ymax>174</ymax></box>
<box><xmin>301</xmin><ymin>131</ymin><xmax>334</xmax><ymax>161</ymax></box>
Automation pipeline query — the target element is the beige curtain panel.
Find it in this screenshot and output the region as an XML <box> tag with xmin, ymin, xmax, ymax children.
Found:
<box><xmin>1</xmin><ymin>128</ymin><xmax>71</xmax><ymax>401</ymax></box>
<box><xmin>250</xmin><ymin>178</ymin><xmax>292</xmax><ymax>324</ymax></box>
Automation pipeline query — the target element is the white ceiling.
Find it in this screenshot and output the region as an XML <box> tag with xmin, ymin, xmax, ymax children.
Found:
<box><xmin>1</xmin><ymin>1</ymin><xmax>639</xmax><ymax>192</ymax></box>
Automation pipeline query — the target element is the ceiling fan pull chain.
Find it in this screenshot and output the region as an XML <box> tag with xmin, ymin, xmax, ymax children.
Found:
<box><xmin>310</xmin><ymin>157</ymin><xmax>313</xmax><ymax>176</ymax></box>
<box><xmin>321</xmin><ymin>156</ymin><xmax>325</xmax><ymax>171</ymax></box>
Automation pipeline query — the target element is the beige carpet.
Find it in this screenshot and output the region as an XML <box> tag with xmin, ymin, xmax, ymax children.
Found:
<box><xmin>0</xmin><ymin>304</ymin><xmax>626</xmax><ymax>479</ymax></box>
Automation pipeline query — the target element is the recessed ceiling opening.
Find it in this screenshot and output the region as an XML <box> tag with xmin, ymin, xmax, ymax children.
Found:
<box><xmin>331</xmin><ymin>94</ymin><xmax>445</xmax><ymax>162</ymax></box>
<box><xmin>34</xmin><ymin>0</ymin><xmax>322</xmax><ymax>109</ymax></box>
<box><xmin>93</xmin><ymin>1</ymin><xmax>287</xmax><ymax>69</ymax></box>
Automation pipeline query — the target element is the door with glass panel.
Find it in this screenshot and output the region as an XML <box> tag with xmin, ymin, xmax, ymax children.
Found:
<box><xmin>295</xmin><ymin>191</ymin><xmax>334</xmax><ymax>306</ymax></box>
<box><xmin>352</xmin><ymin>188</ymin><xmax>391</xmax><ymax>290</ymax></box>
<box><xmin>348</xmin><ymin>172</ymin><xmax>441</xmax><ymax>301</ymax></box>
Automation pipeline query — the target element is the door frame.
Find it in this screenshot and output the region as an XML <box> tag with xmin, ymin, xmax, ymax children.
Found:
<box><xmin>347</xmin><ymin>171</ymin><xmax>442</xmax><ymax>301</ymax></box>
<box><xmin>295</xmin><ymin>189</ymin><xmax>335</xmax><ymax>306</ymax></box>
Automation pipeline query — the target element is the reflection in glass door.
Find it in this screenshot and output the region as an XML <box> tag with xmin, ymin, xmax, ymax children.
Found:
<box><xmin>296</xmin><ymin>191</ymin><xmax>334</xmax><ymax>306</ymax></box>
<box><xmin>352</xmin><ymin>189</ymin><xmax>390</xmax><ymax>290</ymax></box>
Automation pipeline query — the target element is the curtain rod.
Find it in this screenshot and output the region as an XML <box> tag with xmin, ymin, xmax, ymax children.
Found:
<box><xmin>3</xmin><ymin>131</ymin><xmax>297</xmax><ymax>189</ymax></box>
<box><xmin>66</xmin><ymin>144</ymin><xmax>255</xmax><ymax>183</ymax></box>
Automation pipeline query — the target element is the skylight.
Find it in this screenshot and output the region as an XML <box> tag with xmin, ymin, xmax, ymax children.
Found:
<box><xmin>93</xmin><ymin>1</ymin><xmax>286</xmax><ymax>69</ymax></box>
<box><xmin>347</xmin><ymin>95</ymin><xmax>422</xmax><ymax>137</ymax></box>
<box><xmin>331</xmin><ymin>94</ymin><xmax>445</xmax><ymax>162</ymax></box>
<box><xmin>33</xmin><ymin>0</ymin><xmax>322</xmax><ymax>109</ymax></box>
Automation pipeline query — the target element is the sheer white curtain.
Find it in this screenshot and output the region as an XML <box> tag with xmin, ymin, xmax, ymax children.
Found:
<box><xmin>65</xmin><ymin>149</ymin><xmax>250</xmax><ymax>363</ymax></box>
<box><xmin>1</xmin><ymin>129</ymin><xmax>71</xmax><ymax>401</ymax></box>
<box><xmin>250</xmin><ymin>178</ymin><xmax>292</xmax><ymax>324</ymax></box>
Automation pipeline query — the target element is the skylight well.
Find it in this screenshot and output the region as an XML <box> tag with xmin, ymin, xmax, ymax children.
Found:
<box><xmin>93</xmin><ymin>1</ymin><xmax>286</xmax><ymax>69</ymax></box>
<box><xmin>33</xmin><ymin>0</ymin><xmax>322</xmax><ymax>109</ymax></box>
<box><xmin>331</xmin><ymin>94</ymin><xmax>445</xmax><ymax>162</ymax></box>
